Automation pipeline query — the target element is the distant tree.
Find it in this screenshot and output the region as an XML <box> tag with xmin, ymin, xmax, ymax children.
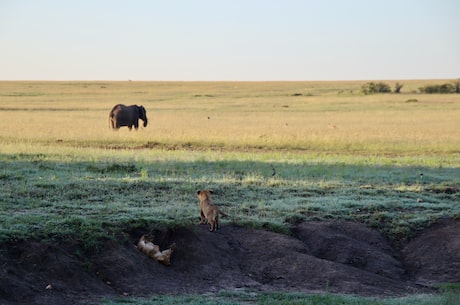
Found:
<box><xmin>361</xmin><ymin>82</ymin><xmax>374</xmax><ymax>95</ymax></box>
<box><xmin>361</xmin><ymin>82</ymin><xmax>391</xmax><ymax>94</ymax></box>
<box><xmin>394</xmin><ymin>82</ymin><xmax>404</xmax><ymax>94</ymax></box>
<box><xmin>419</xmin><ymin>85</ymin><xmax>432</xmax><ymax>93</ymax></box>
<box><xmin>440</xmin><ymin>83</ymin><xmax>455</xmax><ymax>93</ymax></box>
<box><xmin>419</xmin><ymin>83</ymin><xmax>455</xmax><ymax>94</ymax></box>
<box><xmin>453</xmin><ymin>79</ymin><xmax>460</xmax><ymax>93</ymax></box>
<box><xmin>377</xmin><ymin>82</ymin><xmax>391</xmax><ymax>93</ymax></box>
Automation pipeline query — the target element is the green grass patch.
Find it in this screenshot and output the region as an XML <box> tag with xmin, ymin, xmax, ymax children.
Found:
<box><xmin>1</xmin><ymin>148</ymin><xmax>458</xmax><ymax>246</ymax></box>
<box><xmin>101</xmin><ymin>290</ymin><xmax>460</xmax><ymax>305</ymax></box>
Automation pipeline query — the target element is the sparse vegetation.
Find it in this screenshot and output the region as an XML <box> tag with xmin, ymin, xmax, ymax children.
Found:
<box><xmin>360</xmin><ymin>79</ymin><xmax>460</xmax><ymax>95</ymax></box>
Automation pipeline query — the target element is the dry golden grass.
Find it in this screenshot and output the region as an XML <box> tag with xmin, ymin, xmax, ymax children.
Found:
<box><xmin>0</xmin><ymin>80</ymin><xmax>459</xmax><ymax>154</ymax></box>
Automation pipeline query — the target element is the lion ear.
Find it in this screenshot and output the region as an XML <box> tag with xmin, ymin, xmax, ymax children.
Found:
<box><xmin>197</xmin><ymin>190</ymin><xmax>201</xmax><ymax>195</ymax></box>
<box><xmin>209</xmin><ymin>190</ymin><xmax>214</xmax><ymax>194</ymax></box>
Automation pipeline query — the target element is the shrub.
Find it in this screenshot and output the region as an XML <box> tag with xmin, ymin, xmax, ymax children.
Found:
<box><xmin>419</xmin><ymin>83</ymin><xmax>455</xmax><ymax>94</ymax></box>
<box><xmin>394</xmin><ymin>82</ymin><xmax>404</xmax><ymax>93</ymax></box>
<box><xmin>453</xmin><ymin>79</ymin><xmax>460</xmax><ymax>93</ymax></box>
<box><xmin>361</xmin><ymin>82</ymin><xmax>391</xmax><ymax>94</ymax></box>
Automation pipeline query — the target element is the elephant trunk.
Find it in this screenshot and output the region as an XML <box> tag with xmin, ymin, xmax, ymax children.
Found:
<box><xmin>138</xmin><ymin>106</ymin><xmax>148</xmax><ymax>128</ymax></box>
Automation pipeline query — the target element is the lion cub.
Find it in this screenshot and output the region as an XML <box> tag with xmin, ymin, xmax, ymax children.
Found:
<box><xmin>196</xmin><ymin>190</ymin><xmax>227</xmax><ymax>232</ymax></box>
<box><xmin>137</xmin><ymin>235</ymin><xmax>176</xmax><ymax>266</ymax></box>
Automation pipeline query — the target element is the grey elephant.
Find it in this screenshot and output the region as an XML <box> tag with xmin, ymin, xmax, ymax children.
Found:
<box><xmin>109</xmin><ymin>104</ymin><xmax>148</xmax><ymax>130</ymax></box>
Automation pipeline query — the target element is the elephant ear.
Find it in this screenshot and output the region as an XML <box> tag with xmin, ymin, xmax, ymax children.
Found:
<box><xmin>138</xmin><ymin>106</ymin><xmax>144</xmax><ymax>115</ymax></box>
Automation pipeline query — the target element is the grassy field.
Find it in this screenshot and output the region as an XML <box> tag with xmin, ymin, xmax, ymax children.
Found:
<box><xmin>1</xmin><ymin>80</ymin><xmax>459</xmax><ymax>304</ymax></box>
<box><xmin>102</xmin><ymin>289</ymin><xmax>460</xmax><ymax>305</ymax></box>
<box><xmin>1</xmin><ymin>80</ymin><xmax>459</xmax><ymax>153</ymax></box>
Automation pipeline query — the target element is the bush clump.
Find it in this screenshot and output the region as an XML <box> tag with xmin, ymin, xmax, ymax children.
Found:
<box><xmin>361</xmin><ymin>82</ymin><xmax>392</xmax><ymax>95</ymax></box>
<box><xmin>419</xmin><ymin>80</ymin><xmax>460</xmax><ymax>94</ymax></box>
<box><xmin>419</xmin><ymin>83</ymin><xmax>455</xmax><ymax>94</ymax></box>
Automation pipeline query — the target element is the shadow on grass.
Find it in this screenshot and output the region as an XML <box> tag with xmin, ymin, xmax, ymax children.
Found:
<box><xmin>1</xmin><ymin>154</ymin><xmax>459</xmax><ymax>244</ymax></box>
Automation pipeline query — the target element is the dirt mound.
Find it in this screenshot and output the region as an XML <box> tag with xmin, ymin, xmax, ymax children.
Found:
<box><xmin>292</xmin><ymin>221</ymin><xmax>406</xmax><ymax>280</ymax></box>
<box><xmin>0</xmin><ymin>241</ymin><xmax>112</xmax><ymax>305</ymax></box>
<box><xmin>403</xmin><ymin>219</ymin><xmax>460</xmax><ymax>286</ymax></box>
<box><xmin>1</xmin><ymin>220</ymin><xmax>459</xmax><ymax>305</ymax></box>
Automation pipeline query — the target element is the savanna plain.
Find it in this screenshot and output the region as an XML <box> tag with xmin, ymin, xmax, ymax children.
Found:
<box><xmin>0</xmin><ymin>80</ymin><xmax>459</xmax><ymax>305</ymax></box>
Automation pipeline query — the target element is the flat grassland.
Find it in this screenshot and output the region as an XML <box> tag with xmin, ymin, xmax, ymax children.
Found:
<box><xmin>0</xmin><ymin>81</ymin><xmax>459</xmax><ymax>304</ymax></box>
<box><xmin>1</xmin><ymin>80</ymin><xmax>459</xmax><ymax>153</ymax></box>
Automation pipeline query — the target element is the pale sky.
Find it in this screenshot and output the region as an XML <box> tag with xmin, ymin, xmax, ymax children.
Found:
<box><xmin>1</xmin><ymin>0</ymin><xmax>459</xmax><ymax>81</ymax></box>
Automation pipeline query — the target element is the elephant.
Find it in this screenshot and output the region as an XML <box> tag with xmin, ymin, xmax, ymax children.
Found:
<box><xmin>109</xmin><ymin>104</ymin><xmax>148</xmax><ymax>130</ymax></box>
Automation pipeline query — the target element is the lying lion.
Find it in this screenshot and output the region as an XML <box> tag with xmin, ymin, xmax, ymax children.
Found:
<box><xmin>196</xmin><ymin>190</ymin><xmax>228</xmax><ymax>232</ymax></box>
<box><xmin>136</xmin><ymin>235</ymin><xmax>176</xmax><ymax>266</ymax></box>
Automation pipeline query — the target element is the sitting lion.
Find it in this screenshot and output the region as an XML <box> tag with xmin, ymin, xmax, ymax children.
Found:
<box><xmin>196</xmin><ymin>190</ymin><xmax>228</xmax><ymax>232</ymax></box>
<box><xmin>136</xmin><ymin>235</ymin><xmax>176</xmax><ymax>266</ymax></box>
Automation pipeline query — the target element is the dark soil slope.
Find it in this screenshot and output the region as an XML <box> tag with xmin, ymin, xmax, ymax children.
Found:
<box><xmin>1</xmin><ymin>220</ymin><xmax>459</xmax><ymax>305</ymax></box>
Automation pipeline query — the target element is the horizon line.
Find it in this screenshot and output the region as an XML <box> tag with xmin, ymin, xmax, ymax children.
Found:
<box><xmin>1</xmin><ymin>77</ymin><xmax>459</xmax><ymax>82</ymax></box>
